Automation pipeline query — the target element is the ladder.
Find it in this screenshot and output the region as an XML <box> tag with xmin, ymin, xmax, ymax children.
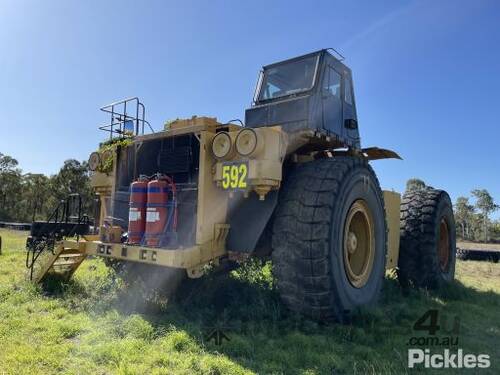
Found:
<box><xmin>29</xmin><ymin>244</ymin><xmax>87</xmax><ymax>283</ymax></box>
<box><xmin>26</xmin><ymin>194</ymin><xmax>91</xmax><ymax>283</ymax></box>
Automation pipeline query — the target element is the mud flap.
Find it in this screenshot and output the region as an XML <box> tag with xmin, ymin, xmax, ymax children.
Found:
<box><xmin>226</xmin><ymin>191</ymin><xmax>278</xmax><ymax>253</ymax></box>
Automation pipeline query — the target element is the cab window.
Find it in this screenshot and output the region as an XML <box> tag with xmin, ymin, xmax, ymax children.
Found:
<box><xmin>323</xmin><ymin>67</ymin><xmax>341</xmax><ymax>99</ymax></box>
<box><xmin>345</xmin><ymin>77</ymin><xmax>353</xmax><ymax>105</ymax></box>
<box><xmin>258</xmin><ymin>55</ymin><xmax>318</xmax><ymax>101</ymax></box>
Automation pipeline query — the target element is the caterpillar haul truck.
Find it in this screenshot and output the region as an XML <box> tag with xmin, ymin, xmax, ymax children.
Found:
<box><xmin>26</xmin><ymin>49</ymin><xmax>457</xmax><ymax>320</ymax></box>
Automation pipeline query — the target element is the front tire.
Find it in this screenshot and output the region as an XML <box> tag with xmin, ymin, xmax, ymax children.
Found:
<box><xmin>272</xmin><ymin>157</ymin><xmax>387</xmax><ymax>321</ymax></box>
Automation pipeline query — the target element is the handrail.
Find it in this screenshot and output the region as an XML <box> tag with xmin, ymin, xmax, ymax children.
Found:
<box><xmin>99</xmin><ymin>97</ymin><xmax>154</xmax><ymax>140</ymax></box>
<box><xmin>25</xmin><ymin>194</ymin><xmax>89</xmax><ymax>279</ymax></box>
<box><xmin>99</xmin><ymin>96</ymin><xmax>140</xmax><ymax>110</ymax></box>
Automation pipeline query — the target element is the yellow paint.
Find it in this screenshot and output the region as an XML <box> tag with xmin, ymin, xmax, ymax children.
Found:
<box><xmin>383</xmin><ymin>190</ymin><xmax>401</xmax><ymax>269</ymax></box>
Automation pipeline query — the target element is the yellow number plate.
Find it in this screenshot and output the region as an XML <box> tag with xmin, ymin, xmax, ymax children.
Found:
<box><xmin>221</xmin><ymin>162</ymin><xmax>248</xmax><ymax>190</ymax></box>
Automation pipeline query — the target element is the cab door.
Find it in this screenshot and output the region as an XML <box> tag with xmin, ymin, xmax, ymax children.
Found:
<box><xmin>342</xmin><ymin>73</ymin><xmax>359</xmax><ymax>145</ymax></box>
<box><xmin>321</xmin><ymin>65</ymin><xmax>343</xmax><ymax>135</ymax></box>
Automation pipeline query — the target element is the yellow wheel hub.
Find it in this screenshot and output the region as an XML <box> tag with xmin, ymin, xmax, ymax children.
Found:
<box><xmin>343</xmin><ymin>200</ymin><xmax>376</xmax><ymax>288</ymax></box>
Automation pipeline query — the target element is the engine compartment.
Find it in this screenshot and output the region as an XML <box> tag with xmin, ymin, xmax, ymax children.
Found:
<box><xmin>112</xmin><ymin>133</ymin><xmax>200</xmax><ymax>248</ymax></box>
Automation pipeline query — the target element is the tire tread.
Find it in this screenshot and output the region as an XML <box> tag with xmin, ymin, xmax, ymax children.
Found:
<box><xmin>272</xmin><ymin>156</ymin><xmax>383</xmax><ymax>320</ymax></box>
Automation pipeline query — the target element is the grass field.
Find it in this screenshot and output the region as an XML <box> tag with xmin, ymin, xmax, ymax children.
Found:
<box><xmin>0</xmin><ymin>228</ymin><xmax>498</xmax><ymax>374</ymax></box>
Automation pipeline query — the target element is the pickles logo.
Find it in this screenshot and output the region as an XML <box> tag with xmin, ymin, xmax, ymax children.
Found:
<box><xmin>407</xmin><ymin>310</ymin><xmax>491</xmax><ymax>369</ymax></box>
<box><xmin>408</xmin><ymin>349</ymin><xmax>490</xmax><ymax>369</ymax></box>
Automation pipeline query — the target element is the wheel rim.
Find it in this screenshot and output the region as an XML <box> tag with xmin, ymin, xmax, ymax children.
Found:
<box><xmin>438</xmin><ymin>218</ymin><xmax>450</xmax><ymax>272</ymax></box>
<box><xmin>343</xmin><ymin>200</ymin><xmax>375</xmax><ymax>288</ymax></box>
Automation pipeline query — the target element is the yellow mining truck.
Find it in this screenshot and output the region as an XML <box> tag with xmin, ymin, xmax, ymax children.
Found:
<box><xmin>26</xmin><ymin>50</ymin><xmax>456</xmax><ymax>320</ymax></box>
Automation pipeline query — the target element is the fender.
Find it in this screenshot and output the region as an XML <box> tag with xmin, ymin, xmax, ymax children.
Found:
<box><xmin>226</xmin><ymin>190</ymin><xmax>278</xmax><ymax>253</ymax></box>
<box><xmin>361</xmin><ymin>147</ymin><xmax>402</xmax><ymax>160</ymax></box>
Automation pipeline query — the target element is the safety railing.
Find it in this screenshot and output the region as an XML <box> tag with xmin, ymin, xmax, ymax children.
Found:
<box><xmin>25</xmin><ymin>194</ymin><xmax>91</xmax><ymax>280</ymax></box>
<box><xmin>99</xmin><ymin>97</ymin><xmax>154</xmax><ymax>140</ymax></box>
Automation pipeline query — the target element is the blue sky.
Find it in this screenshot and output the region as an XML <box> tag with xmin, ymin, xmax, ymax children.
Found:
<box><xmin>1</xmin><ymin>0</ymin><xmax>499</xmax><ymax>211</ymax></box>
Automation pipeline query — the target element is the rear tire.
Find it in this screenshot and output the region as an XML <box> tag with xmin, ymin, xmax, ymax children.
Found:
<box><xmin>272</xmin><ymin>157</ymin><xmax>387</xmax><ymax>321</ymax></box>
<box><xmin>398</xmin><ymin>188</ymin><xmax>456</xmax><ymax>289</ymax></box>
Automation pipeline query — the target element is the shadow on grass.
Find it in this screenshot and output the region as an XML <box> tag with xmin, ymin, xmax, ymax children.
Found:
<box><xmin>39</xmin><ymin>259</ymin><xmax>500</xmax><ymax>374</ymax></box>
<box><xmin>40</xmin><ymin>262</ymin><xmax>125</xmax><ymax>312</ymax></box>
<box><xmin>121</xmin><ymin>263</ymin><xmax>500</xmax><ymax>374</ymax></box>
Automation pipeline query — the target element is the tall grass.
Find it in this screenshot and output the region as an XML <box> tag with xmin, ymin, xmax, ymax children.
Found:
<box><xmin>0</xmin><ymin>228</ymin><xmax>498</xmax><ymax>374</ymax></box>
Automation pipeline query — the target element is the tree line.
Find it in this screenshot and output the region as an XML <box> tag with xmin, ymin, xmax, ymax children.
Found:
<box><xmin>0</xmin><ymin>152</ymin><xmax>93</xmax><ymax>223</ymax></box>
<box><xmin>406</xmin><ymin>178</ymin><xmax>500</xmax><ymax>243</ymax></box>
<box><xmin>1</xmin><ymin>151</ymin><xmax>499</xmax><ymax>244</ymax></box>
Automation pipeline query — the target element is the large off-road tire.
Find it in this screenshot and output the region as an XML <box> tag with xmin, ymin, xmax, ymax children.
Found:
<box><xmin>272</xmin><ymin>157</ymin><xmax>387</xmax><ymax>321</ymax></box>
<box><xmin>398</xmin><ymin>188</ymin><xmax>456</xmax><ymax>289</ymax></box>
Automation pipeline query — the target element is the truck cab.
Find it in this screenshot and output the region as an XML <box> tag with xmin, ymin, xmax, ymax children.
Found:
<box><xmin>245</xmin><ymin>49</ymin><xmax>360</xmax><ymax>149</ymax></box>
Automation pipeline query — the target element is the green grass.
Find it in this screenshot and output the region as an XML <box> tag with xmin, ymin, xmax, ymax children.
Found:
<box><xmin>0</xmin><ymin>228</ymin><xmax>498</xmax><ymax>374</ymax></box>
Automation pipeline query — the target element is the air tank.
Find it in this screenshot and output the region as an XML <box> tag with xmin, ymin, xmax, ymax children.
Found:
<box><xmin>144</xmin><ymin>177</ymin><xmax>169</xmax><ymax>247</ymax></box>
<box><xmin>127</xmin><ymin>177</ymin><xmax>148</xmax><ymax>244</ymax></box>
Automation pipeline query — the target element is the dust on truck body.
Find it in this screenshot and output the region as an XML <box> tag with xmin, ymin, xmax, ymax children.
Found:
<box><xmin>27</xmin><ymin>49</ymin><xmax>457</xmax><ymax>320</ymax></box>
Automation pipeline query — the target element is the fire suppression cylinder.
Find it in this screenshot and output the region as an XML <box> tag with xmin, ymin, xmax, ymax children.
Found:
<box><xmin>128</xmin><ymin>177</ymin><xmax>148</xmax><ymax>244</ymax></box>
<box><xmin>144</xmin><ymin>177</ymin><xmax>169</xmax><ymax>247</ymax></box>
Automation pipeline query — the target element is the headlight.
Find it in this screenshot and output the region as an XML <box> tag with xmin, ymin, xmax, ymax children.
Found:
<box><xmin>212</xmin><ymin>132</ymin><xmax>233</xmax><ymax>159</ymax></box>
<box><xmin>88</xmin><ymin>152</ymin><xmax>101</xmax><ymax>171</ymax></box>
<box><xmin>101</xmin><ymin>149</ymin><xmax>113</xmax><ymax>164</ymax></box>
<box><xmin>235</xmin><ymin>128</ymin><xmax>263</xmax><ymax>157</ymax></box>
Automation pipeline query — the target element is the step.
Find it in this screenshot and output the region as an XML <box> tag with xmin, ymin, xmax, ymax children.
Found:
<box><xmin>31</xmin><ymin>246</ymin><xmax>87</xmax><ymax>283</ymax></box>
<box><xmin>53</xmin><ymin>260</ymin><xmax>82</xmax><ymax>267</ymax></box>
<box><xmin>61</xmin><ymin>248</ymin><xmax>85</xmax><ymax>255</ymax></box>
<box><xmin>50</xmin><ymin>266</ymin><xmax>73</xmax><ymax>272</ymax></box>
<box><xmin>58</xmin><ymin>253</ymin><xmax>85</xmax><ymax>258</ymax></box>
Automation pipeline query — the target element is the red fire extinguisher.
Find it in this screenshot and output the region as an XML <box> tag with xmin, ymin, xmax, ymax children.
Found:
<box><xmin>128</xmin><ymin>177</ymin><xmax>148</xmax><ymax>244</ymax></box>
<box><xmin>144</xmin><ymin>176</ymin><xmax>169</xmax><ymax>247</ymax></box>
